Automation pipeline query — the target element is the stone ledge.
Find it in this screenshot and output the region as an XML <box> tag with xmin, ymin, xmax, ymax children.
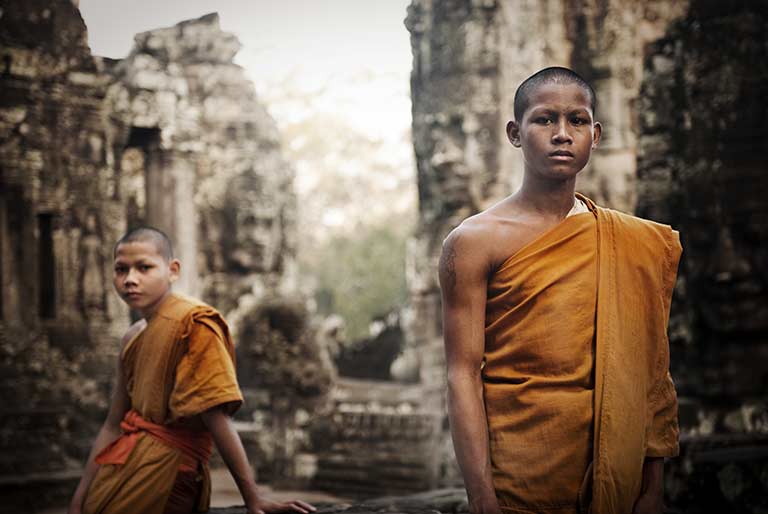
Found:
<box><xmin>210</xmin><ymin>488</ymin><xmax>469</xmax><ymax>514</ymax></box>
<box><xmin>0</xmin><ymin>469</ymin><xmax>81</xmax><ymax>486</ymax></box>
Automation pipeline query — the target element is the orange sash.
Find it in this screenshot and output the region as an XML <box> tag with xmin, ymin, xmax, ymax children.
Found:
<box><xmin>95</xmin><ymin>410</ymin><xmax>212</xmax><ymax>467</ymax></box>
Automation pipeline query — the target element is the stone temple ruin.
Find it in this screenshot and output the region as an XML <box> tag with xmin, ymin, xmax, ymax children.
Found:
<box><xmin>1</xmin><ymin>0</ymin><xmax>767</xmax><ymax>512</ymax></box>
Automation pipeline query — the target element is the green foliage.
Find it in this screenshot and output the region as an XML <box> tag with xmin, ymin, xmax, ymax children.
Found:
<box><xmin>304</xmin><ymin>223</ymin><xmax>409</xmax><ymax>341</ymax></box>
<box><xmin>267</xmin><ymin>82</ymin><xmax>416</xmax><ymax>342</ymax></box>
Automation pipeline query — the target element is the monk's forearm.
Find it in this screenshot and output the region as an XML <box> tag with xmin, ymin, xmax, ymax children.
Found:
<box><xmin>447</xmin><ymin>371</ymin><xmax>499</xmax><ymax>511</ymax></box>
<box><xmin>640</xmin><ymin>457</ymin><xmax>664</xmax><ymax>495</ymax></box>
<box><xmin>632</xmin><ymin>457</ymin><xmax>665</xmax><ymax>514</ymax></box>
<box><xmin>203</xmin><ymin>408</ymin><xmax>261</xmax><ymax>508</ymax></box>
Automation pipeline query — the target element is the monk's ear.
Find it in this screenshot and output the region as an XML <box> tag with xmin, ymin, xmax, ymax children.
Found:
<box><xmin>591</xmin><ymin>121</ymin><xmax>602</xmax><ymax>149</ymax></box>
<box><xmin>507</xmin><ymin>120</ymin><xmax>521</xmax><ymax>147</ymax></box>
<box><xmin>168</xmin><ymin>259</ymin><xmax>181</xmax><ymax>283</ymax></box>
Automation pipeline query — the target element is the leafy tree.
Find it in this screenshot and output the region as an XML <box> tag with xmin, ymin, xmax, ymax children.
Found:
<box><xmin>263</xmin><ymin>78</ymin><xmax>416</xmax><ymax>341</ymax></box>
<box><xmin>307</xmin><ymin>224</ymin><xmax>409</xmax><ymax>340</ymax></box>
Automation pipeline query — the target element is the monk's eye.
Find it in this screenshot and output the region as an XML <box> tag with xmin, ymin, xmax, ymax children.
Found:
<box><xmin>534</xmin><ymin>117</ymin><xmax>552</xmax><ymax>125</ymax></box>
<box><xmin>571</xmin><ymin>117</ymin><xmax>588</xmax><ymax>125</ymax></box>
<box><xmin>138</xmin><ymin>265</ymin><xmax>151</xmax><ymax>272</ymax></box>
<box><xmin>114</xmin><ymin>266</ymin><xmax>127</xmax><ymax>274</ymax></box>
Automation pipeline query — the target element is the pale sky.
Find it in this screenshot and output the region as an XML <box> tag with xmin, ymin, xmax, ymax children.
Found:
<box><xmin>79</xmin><ymin>0</ymin><xmax>414</xmax><ymax>141</ymax></box>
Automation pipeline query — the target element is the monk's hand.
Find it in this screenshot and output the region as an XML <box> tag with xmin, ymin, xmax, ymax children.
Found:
<box><xmin>248</xmin><ymin>497</ymin><xmax>317</xmax><ymax>514</ymax></box>
<box><xmin>67</xmin><ymin>490</ymin><xmax>86</xmax><ymax>514</ymax></box>
<box><xmin>468</xmin><ymin>494</ymin><xmax>503</xmax><ymax>514</ymax></box>
<box><xmin>632</xmin><ymin>490</ymin><xmax>663</xmax><ymax>514</ymax></box>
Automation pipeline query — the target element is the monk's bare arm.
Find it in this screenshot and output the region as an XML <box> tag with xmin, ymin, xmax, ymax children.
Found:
<box><xmin>202</xmin><ymin>407</ymin><xmax>316</xmax><ymax>514</ymax></box>
<box><xmin>68</xmin><ymin>320</ymin><xmax>143</xmax><ymax>514</ymax></box>
<box><xmin>439</xmin><ymin>227</ymin><xmax>500</xmax><ymax>514</ymax></box>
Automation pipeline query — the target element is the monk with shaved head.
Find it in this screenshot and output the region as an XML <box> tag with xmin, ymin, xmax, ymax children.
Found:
<box><xmin>69</xmin><ymin>226</ymin><xmax>316</xmax><ymax>514</ymax></box>
<box><xmin>113</xmin><ymin>226</ymin><xmax>175</xmax><ymax>261</ymax></box>
<box><xmin>439</xmin><ymin>67</ymin><xmax>680</xmax><ymax>514</ymax></box>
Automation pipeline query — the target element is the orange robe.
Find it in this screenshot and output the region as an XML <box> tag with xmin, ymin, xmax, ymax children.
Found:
<box><xmin>483</xmin><ymin>195</ymin><xmax>680</xmax><ymax>514</ymax></box>
<box><xmin>83</xmin><ymin>294</ymin><xmax>244</xmax><ymax>514</ymax></box>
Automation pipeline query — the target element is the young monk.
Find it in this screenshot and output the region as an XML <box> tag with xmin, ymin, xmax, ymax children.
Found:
<box><xmin>439</xmin><ymin>67</ymin><xmax>681</xmax><ymax>514</ymax></box>
<box><xmin>68</xmin><ymin>227</ymin><xmax>316</xmax><ymax>514</ymax></box>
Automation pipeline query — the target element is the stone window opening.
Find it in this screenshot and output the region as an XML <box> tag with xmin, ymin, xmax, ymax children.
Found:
<box><xmin>126</xmin><ymin>125</ymin><xmax>161</xmax><ymax>151</ymax></box>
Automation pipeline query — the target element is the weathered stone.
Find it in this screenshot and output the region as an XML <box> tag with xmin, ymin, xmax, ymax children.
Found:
<box><xmin>0</xmin><ymin>4</ymin><xmax>127</xmax><ymax>510</ymax></box>
<box><xmin>131</xmin><ymin>13</ymin><xmax>241</xmax><ymax>65</ymax></box>
<box><xmin>636</xmin><ymin>2</ymin><xmax>768</xmax><ymax>510</ymax></box>
<box><xmin>209</xmin><ymin>488</ymin><xmax>468</xmax><ymax>514</ymax></box>
<box><xmin>310</xmin><ymin>386</ymin><xmax>444</xmax><ymax>498</ymax></box>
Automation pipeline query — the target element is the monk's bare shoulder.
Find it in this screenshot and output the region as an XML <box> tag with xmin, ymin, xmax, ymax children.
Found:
<box><xmin>440</xmin><ymin>198</ymin><xmax>540</xmax><ymax>295</ymax></box>
<box><xmin>439</xmin><ymin>210</ymin><xmax>516</xmax><ymax>295</ymax></box>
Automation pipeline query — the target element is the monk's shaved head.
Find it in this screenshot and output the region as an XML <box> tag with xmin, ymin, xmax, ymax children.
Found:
<box><xmin>513</xmin><ymin>66</ymin><xmax>596</xmax><ymax>122</ymax></box>
<box><xmin>114</xmin><ymin>226</ymin><xmax>173</xmax><ymax>261</ymax></box>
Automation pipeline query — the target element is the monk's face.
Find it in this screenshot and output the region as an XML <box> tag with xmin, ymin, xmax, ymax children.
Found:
<box><xmin>508</xmin><ymin>82</ymin><xmax>601</xmax><ymax>181</ymax></box>
<box><xmin>113</xmin><ymin>241</ymin><xmax>179</xmax><ymax>318</ymax></box>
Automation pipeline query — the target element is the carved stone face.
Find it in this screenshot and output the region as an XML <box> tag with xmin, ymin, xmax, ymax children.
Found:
<box><xmin>223</xmin><ymin>171</ymin><xmax>279</xmax><ymax>273</ymax></box>
<box><xmin>426</xmin><ymin>122</ymin><xmax>470</xmax><ymax>213</ymax></box>
<box><xmin>674</xmin><ymin>10</ymin><xmax>768</xmax><ymax>337</ymax></box>
<box><xmin>681</xmin><ymin>163</ymin><xmax>768</xmax><ymax>334</ymax></box>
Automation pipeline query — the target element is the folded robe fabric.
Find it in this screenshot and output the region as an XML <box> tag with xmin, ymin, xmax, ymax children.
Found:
<box><xmin>83</xmin><ymin>293</ymin><xmax>244</xmax><ymax>514</ymax></box>
<box><xmin>483</xmin><ymin>194</ymin><xmax>681</xmax><ymax>514</ymax></box>
<box><xmin>588</xmin><ymin>195</ymin><xmax>681</xmax><ymax>514</ymax></box>
<box><xmin>484</xmin><ymin>207</ymin><xmax>598</xmax><ymax>513</ymax></box>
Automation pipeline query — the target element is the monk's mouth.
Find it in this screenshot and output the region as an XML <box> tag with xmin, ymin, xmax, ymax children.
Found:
<box><xmin>549</xmin><ymin>151</ymin><xmax>574</xmax><ymax>158</ymax></box>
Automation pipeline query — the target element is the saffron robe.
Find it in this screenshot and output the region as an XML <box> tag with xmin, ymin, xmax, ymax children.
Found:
<box><xmin>483</xmin><ymin>194</ymin><xmax>681</xmax><ymax>514</ymax></box>
<box><xmin>83</xmin><ymin>294</ymin><xmax>244</xmax><ymax>514</ymax></box>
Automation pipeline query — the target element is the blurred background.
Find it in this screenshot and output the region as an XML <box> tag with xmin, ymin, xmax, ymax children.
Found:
<box><xmin>0</xmin><ymin>1</ymin><xmax>766</xmax><ymax>513</ymax></box>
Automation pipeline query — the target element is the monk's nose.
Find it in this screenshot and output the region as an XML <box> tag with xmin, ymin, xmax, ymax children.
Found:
<box><xmin>124</xmin><ymin>268</ymin><xmax>140</xmax><ymax>286</ymax></box>
<box><xmin>552</xmin><ymin>120</ymin><xmax>572</xmax><ymax>144</ymax></box>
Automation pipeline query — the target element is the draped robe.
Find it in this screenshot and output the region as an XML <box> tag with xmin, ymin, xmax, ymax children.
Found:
<box><xmin>483</xmin><ymin>194</ymin><xmax>681</xmax><ymax>514</ymax></box>
<box><xmin>83</xmin><ymin>294</ymin><xmax>243</xmax><ymax>514</ymax></box>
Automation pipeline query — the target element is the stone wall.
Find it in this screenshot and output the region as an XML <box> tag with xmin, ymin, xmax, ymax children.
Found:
<box><xmin>211</xmin><ymin>489</ymin><xmax>471</xmax><ymax>514</ymax></box>
<box><xmin>636</xmin><ymin>1</ymin><xmax>768</xmax><ymax>511</ymax></box>
<box><xmin>311</xmin><ymin>379</ymin><xmax>442</xmax><ymax>499</ymax></box>
<box><xmin>102</xmin><ymin>12</ymin><xmax>299</xmax><ymax>308</ymax></box>
<box><xmin>0</xmin><ymin>1</ymin><xmax>129</xmax><ymax>510</ymax></box>
<box><xmin>405</xmin><ymin>0</ymin><xmax>689</xmax><ymax>486</ymax></box>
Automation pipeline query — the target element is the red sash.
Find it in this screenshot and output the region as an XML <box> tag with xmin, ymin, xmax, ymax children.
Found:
<box><xmin>95</xmin><ymin>410</ymin><xmax>212</xmax><ymax>466</ymax></box>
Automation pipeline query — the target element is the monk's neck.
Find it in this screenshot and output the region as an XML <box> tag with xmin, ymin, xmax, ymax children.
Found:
<box><xmin>516</xmin><ymin>174</ymin><xmax>578</xmax><ymax>219</ymax></box>
<box><xmin>139</xmin><ymin>291</ymin><xmax>175</xmax><ymax>321</ymax></box>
